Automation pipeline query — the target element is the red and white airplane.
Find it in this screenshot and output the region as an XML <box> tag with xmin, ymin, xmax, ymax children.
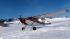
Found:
<box><xmin>0</xmin><ymin>9</ymin><xmax>69</xmax><ymax>30</ymax></box>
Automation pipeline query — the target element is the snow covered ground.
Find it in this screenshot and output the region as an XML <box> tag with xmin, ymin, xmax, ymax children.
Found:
<box><xmin>0</xmin><ymin>18</ymin><xmax>70</xmax><ymax>39</ymax></box>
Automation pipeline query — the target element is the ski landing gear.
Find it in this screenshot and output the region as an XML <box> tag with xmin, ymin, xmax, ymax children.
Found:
<box><xmin>33</xmin><ymin>27</ymin><xmax>36</xmax><ymax>30</ymax></box>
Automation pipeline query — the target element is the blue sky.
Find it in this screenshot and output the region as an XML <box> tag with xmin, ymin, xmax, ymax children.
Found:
<box><xmin>0</xmin><ymin>0</ymin><xmax>70</xmax><ymax>19</ymax></box>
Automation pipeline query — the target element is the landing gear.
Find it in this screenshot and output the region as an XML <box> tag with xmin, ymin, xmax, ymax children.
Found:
<box><xmin>33</xmin><ymin>27</ymin><xmax>36</xmax><ymax>30</ymax></box>
<box><xmin>22</xmin><ymin>27</ymin><xmax>25</xmax><ymax>30</ymax></box>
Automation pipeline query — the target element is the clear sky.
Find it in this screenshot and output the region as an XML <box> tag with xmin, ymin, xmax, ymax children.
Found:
<box><xmin>0</xmin><ymin>0</ymin><xmax>70</xmax><ymax>19</ymax></box>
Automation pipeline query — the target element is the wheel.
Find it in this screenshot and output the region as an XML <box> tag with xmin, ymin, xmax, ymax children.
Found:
<box><xmin>33</xmin><ymin>27</ymin><xmax>36</xmax><ymax>30</ymax></box>
<box><xmin>22</xmin><ymin>27</ymin><xmax>25</xmax><ymax>30</ymax></box>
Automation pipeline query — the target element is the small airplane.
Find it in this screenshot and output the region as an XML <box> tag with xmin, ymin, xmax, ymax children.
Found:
<box><xmin>0</xmin><ymin>9</ymin><xmax>69</xmax><ymax>30</ymax></box>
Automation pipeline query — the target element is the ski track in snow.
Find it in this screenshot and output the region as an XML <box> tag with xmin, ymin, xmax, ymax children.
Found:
<box><xmin>0</xmin><ymin>20</ymin><xmax>70</xmax><ymax>39</ymax></box>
